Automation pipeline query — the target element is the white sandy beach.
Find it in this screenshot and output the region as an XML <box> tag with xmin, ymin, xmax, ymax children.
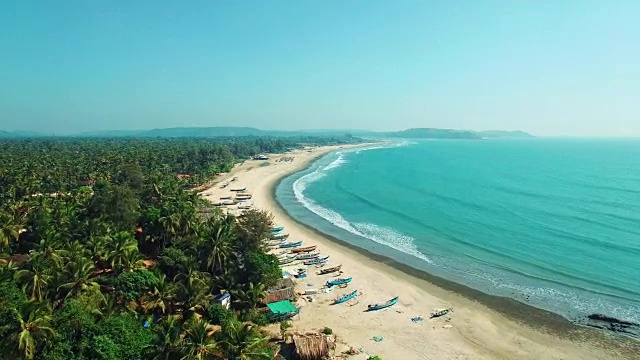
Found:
<box><xmin>201</xmin><ymin>145</ymin><xmax>625</xmax><ymax>360</ymax></box>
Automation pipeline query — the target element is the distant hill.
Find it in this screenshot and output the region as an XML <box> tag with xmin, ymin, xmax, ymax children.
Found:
<box><xmin>475</xmin><ymin>130</ymin><xmax>535</xmax><ymax>139</ymax></box>
<box><xmin>0</xmin><ymin>130</ymin><xmax>47</xmax><ymax>138</ymax></box>
<box><xmin>2</xmin><ymin>126</ymin><xmax>534</xmax><ymax>139</ymax></box>
<box><xmin>385</xmin><ymin>128</ymin><xmax>480</xmax><ymax>139</ymax></box>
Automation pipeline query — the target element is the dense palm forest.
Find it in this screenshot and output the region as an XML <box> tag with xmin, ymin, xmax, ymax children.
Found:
<box><xmin>0</xmin><ymin>136</ymin><xmax>361</xmax><ymax>360</ymax></box>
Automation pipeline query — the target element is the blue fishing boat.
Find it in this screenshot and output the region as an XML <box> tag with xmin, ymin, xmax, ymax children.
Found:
<box><xmin>270</xmin><ymin>233</ymin><xmax>289</xmax><ymax>241</ymax></box>
<box><xmin>296</xmin><ymin>252</ymin><xmax>320</xmax><ymax>260</ymax></box>
<box><xmin>333</xmin><ymin>290</ymin><xmax>358</xmax><ymax>305</ymax></box>
<box><xmin>271</xmin><ymin>226</ymin><xmax>284</xmax><ymax>233</ymax></box>
<box><xmin>303</xmin><ymin>256</ymin><xmax>329</xmax><ymax>265</ymax></box>
<box><xmin>367</xmin><ymin>296</ymin><xmax>399</xmax><ymax>311</ymax></box>
<box><xmin>279</xmin><ymin>240</ymin><xmax>302</xmax><ymax>249</ymax></box>
<box><xmin>326</xmin><ymin>277</ymin><xmax>352</xmax><ymax>288</ymax></box>
<box><xmin>266</xmin><ymin>238</ymin><xmax>286</xmax><ymax>247</ymax></box>
<box><xmin>278</xmin><ymin>256</ymin><xmax>296</xmax><ymax>265</ymax></box>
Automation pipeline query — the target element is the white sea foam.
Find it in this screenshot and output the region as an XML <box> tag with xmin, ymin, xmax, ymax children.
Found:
<box><xmin>323</xmin><ymin>153</ymin><xmax>347</xmax><ymax>170</ymax></box>
<box><xmin>439</xmin><ymin>262</ymin><xmax>640</xmax><ymax>323</ymax></box>
<box><xmin>353</xmin><ymin>222</ymin><xmax>433</xmax><ymax>263</ymax></box>
<box><xmin>292</xmin><ymin>153</ymin><xmax>432</xmax><ymax>264</ymax></box>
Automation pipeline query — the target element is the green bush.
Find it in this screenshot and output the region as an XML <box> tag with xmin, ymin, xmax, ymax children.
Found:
<box><xmin>250</xmin><ymin>311</ymin><xmax>269</xmax><ymax>326</ymax></box>
<box><xmin>367</xmin><ymin>356</ymin><xmax>382</xmax><ymax>360</ymax></box>
<box><xmin>205</xmin><ymin>303</ymin><xmax>233</xmax><ymax>325</ymax></box>
<box><xmin>321</xmin><ymin>327</ymin><xmax>333</xmax><ymax>335</ymax></box>
<box><xmin>107</xmin><ymin>269</ymin><xmax>159</xmax><ymax>302</ymax></box>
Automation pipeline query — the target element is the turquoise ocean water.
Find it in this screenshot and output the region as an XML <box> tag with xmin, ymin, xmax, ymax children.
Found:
<box><xmin>275</xmin><ymin>139</ymin><xmax>640</xmax><ymax>323</ymax></box>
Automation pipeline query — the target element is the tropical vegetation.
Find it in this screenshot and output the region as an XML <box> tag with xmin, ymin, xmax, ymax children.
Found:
<box><xmin>0</xmin><ymin>136</ymin><xmax>361</xmax><ymax>359</ymax></box>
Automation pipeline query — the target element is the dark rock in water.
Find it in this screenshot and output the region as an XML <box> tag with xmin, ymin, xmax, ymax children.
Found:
<box><xmin>581</xmin><ymin>314</ymin><xmax>640</xmax><ymax>338</ymax></box>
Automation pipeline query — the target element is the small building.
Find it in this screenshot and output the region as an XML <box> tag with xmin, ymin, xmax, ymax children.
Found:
<box><xmin>266</xmin><ymin>300</ymin><xmax>299</xmax><ymax>321</ymax></box>
<box><xmin>214</xmin><ymin>293</ymin><xmax>231</xmax><ymax>309</ymax></box>
<box><xmin>263</xmin><ymin>278</ymin><xmax>296</xmax><ymax>304</ymax></box>
<box><xmin>293</xmin><ymin>333</ymin><xmax>334</xmax><ymax>360</ymax></box>
<box><xmin>253</xmin><ymin>154</ymin><xmax>269</xmax><ymax>160</ymax></box>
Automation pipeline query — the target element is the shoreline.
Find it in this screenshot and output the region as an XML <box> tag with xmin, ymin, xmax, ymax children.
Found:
<box><xmin>203</xmin><ymin>144</ymin><xmax>638</xmax><ymax>359</ymax></box>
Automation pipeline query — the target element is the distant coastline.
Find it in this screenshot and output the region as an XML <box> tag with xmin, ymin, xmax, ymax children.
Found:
<box><xmin>0</xmin><ymin>126</ymin><xmax>535</xmax><ymax>139</ymax></box>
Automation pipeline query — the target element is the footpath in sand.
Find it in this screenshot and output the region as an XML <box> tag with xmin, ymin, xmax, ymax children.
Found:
<box><xmin>201</xmin><ymin>145</ymin><xmax>627</xmax><ymax>360</ymax></box>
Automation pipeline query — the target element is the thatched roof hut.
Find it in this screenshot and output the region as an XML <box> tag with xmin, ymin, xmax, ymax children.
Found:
<box><xmin>264</xmin><ymin>278</ymin><xmax>296</xmax><ymax>304</ymax></box>
<box><xmin>293</xmin><ymin>333</ymin><xmax>334</xmax><ymax>360</ymax></box>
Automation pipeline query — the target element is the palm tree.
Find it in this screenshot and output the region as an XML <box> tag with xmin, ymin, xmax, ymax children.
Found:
<box><xmin>0</xmin><ymin>301</ymin><xmax>56</xmax><ymax>359</ymax></box>
<box><xmin>215</xmin><ymin>316</ymin><xmax>270</xmax><ymax>360</ymax></box>
<box><xmin>56</xmin><ymin>255</ymin><xmax>99</xmax><ymax>300</ymax></box>
<box><xmin>181</xmin><ymin>317</ymin><xmax>218</xmax><ymax>360</ymax></box>
<box><xmin>142</xmin><ymin>274</ymin><xmax>177</xmax><ymax>315</ymax></box>
<box><xmin>14</xmin><ymin>251</ymin><xmax>52</xmax><ymax>301</ymax></box>
<box><xmin>0</xmin><ymin>213</ymin><xmax>21</xmax><ymax>250</ymax></box>
<box><xmin>146</xmin><ymin>316</ymin><xmax>183</xmax><ymax>360</ymax></box>
<box><xmin>202</xmin><ymin>217</ymin><xmax>236</xmax><ymax>275</ymax></box>
<box><xmin>175</xmin><ymin>271</ymin><xmax>212</xmax><ymax>318</ymax></box>
<box><xmin>0</xmin><ymin>259</ymin><xmax>18</xmax><ymax>281</ymax></box>
<box><xmin>106</xmin><ymin>231</ymin><xmax>139</xmax><ymax>272</ymax></box>
<box><xmin>231</xmin><ymin>282</ymin><xmax>266</xmax><ymax>311</ymax></box>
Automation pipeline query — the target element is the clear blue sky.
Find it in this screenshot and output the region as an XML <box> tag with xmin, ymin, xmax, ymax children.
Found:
<box><xmin>1</xmin><ymin>1</ymin><xmax>638</xmax><ymax>136</ymax></box>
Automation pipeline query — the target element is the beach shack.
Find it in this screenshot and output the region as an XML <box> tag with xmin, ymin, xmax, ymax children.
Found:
<box><xmin>214</xmin><ymin>293</ymin><xmax>231</xmax><ymax>310</ymax></box>
<box><xmin>266</xmin><ymin>300</ymin><xmax>299</xmax><ymax>322</ymax></box>
<box><xmin>293</xmin><ymin>333</ymin><xmax>334</xmax><ymax>360</ymax></box>
<box><xmin>263</xmin><ymin>278</ymin><xmax>296</xmax><ymax>304</ymax></box>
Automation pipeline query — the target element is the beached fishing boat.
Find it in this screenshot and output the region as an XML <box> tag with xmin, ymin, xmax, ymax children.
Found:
<box><xmin>327</xmin><ymin>277</ymin><xmax>352</xmax><ymax>288</ymax></box>
<box><xmin>279</xmin><ymin>256</ymin><xmax>296</xmax><ymax>265</ymax></box>
<box><xmin>367</xmin><ymin>296</ymin><xmax>398</xmax><ymax>311</ymax></box>
<box><xmin>219</xmin><ymin>196</ymin><xmax>232</xmax><ymax>199</ymax></box>
<box><xmin>290</xmin><ymin>245</ymin><xmax>316</xmax><ymax>253</ymax></box>
<box><xmin>295</xmin><ymin>252</ymin><xmax>320</xmax><ymax>260</ymax></box>
<box><xmin>303</xmin><ymin>256</ymin><xmax>329</xmax><ymax>265</ymax></box>
<box><xmin>317</xmin><ymin>265</ymin><xmax>342</xmax><ymax>275</ymax></box>
<box><xmin>430</xmin><ymin>308</ymin><xmax>453</xmax><ymax>318</ymax></box>
<box><xmin>267</xmin><ymin>241</ymin><xmax>284</xmax><ymax>247</ymax></box>
<box><xmin>279</xmin><ymin>240</ymin><xmax>302</xmax><ymax>249</ymax></box>
<box><xmin>270</xmin><ymin>233</ymin><xmax>289</xmax><ymax>241</ymax></box>
<box><xmin>271</xmin><ymin>226</ymin><xmax>285</xmax><ymax>233</ymax></box>
<box><xmin>333</xmin><ymin>290</ymin><xmax>358</xmax><ymax>305</ymax></box>
<box><xmin>230</xmin><ymin>187</ymin><xmax>246</xmax><ymax>192</ymax></box>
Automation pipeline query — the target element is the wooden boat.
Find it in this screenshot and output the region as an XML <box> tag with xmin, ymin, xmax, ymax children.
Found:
<box><xmin>266</xmin><ymin>238</ymin><xmax>286</xmax><ymax>247</ymax></box>
<box><xmin>430</xmin><ymin>308</ymin><xmax>453</xmax><ymax>318</ymax></box>
<box><xmin>317</xmin><ymin>265</ymin><xmax>342</xmax><ymax>275</ymax></box>
<box><xmin>271</xmin><ymin>226</ymin><xmax>285</xmax><ymax>233</ymax></box>
<box><xmin>219</xmin><ymin>195</ymin><xmax>232</xmax><ymax>199</ymax></box>
<box><xmin>270</xmin><ymin>233</ymin><xmax>289</xmax><ymax>241</ymax></box>
<box><xmin>235</xmin><ymin>195</ymin><xmax>252</xmax><ymax>200</ymax></box>
<box><xmin>279</xmin><ymin>240</ymin><xmax>302</xmax><ymax>249</ymax></box>
<box><xmin>295</xmin><ymin>252</ymin><xmax>320</xmax><ymax>260</ymax></box>
<box><xmin>230</xmin><ymin>187</ymin><xmax>246</xmax><ymax>192</ymax></box>
<box><xmin>303</xmin><ymin>256</ymin><xmax>329</xmax><ymax>265</ymax></box>
<box><xmin>290</xmin><ymin>245</ymin><xmax>317</xmax><ymax>253</ymax></box>
<box><xmin>333</xmin><ymin>290</ymin><xmax>358</xmax><ymax>305</ymax></box>
<box><xmin>367</xmin><ymin>296</ymin><xmax>398</xmax><ymax>311</ymax></box>
<box><xmin>326</xmin><ymin>277</ymin><xmax>352</xmax><ymax>288</ymax></box>
<box><xmin>279</xmin><ymin>256</ymin><xmax>296</xmax><ymax>265</ymax></box>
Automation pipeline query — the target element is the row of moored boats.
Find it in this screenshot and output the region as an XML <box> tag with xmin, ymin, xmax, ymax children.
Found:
<box><xmin>268</xmin><ymin>225</ymin><xmax>400</xmax><ymax>312</ymax></box>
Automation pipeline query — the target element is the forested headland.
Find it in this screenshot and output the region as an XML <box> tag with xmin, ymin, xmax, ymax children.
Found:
<box><xmin>0</xmin><ymin>136</ymin><xmax>362</xmax><ymax>360</ymax></box>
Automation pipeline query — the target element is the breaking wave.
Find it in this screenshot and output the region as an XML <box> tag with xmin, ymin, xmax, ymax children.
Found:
<box><xmin>292</xmin><ymin>142</ymin><xmax>431</xmax><ymax>264</ymax></box>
